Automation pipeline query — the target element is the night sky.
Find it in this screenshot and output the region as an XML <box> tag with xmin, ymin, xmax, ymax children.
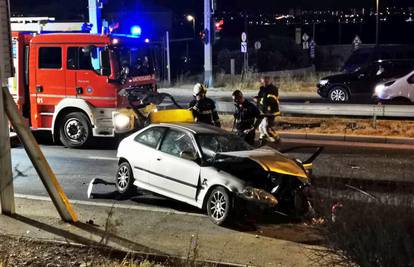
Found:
<box><xmin>10</xmin><ymin>0</ymin><xmax>414</xmax><ymax>19</ymax></box>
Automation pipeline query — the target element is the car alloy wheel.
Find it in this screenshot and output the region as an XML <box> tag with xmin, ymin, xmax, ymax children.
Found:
<box><xmin>207</xmin><ymin>187</ymin><xmax>231</xmax><ymax>225</ymax></box>
<box><xmin>115</xmin><ymin>162</ymin><xmax>135</xmax><ymax>195</ymax></box>
<box><xmin>329</xmin><ymin>87</ymin><xmax>349</xmax><ymax>102</ymax></box>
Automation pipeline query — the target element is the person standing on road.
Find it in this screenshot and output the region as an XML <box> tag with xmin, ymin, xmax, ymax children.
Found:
<box><xmin>254</xmin><ymin>76</ymin><xmax>281</xmax><ymax>144</ymax></box>
<box><xmin>232</xmin><ymin>90</ymin><xmax>261</xmax><ymax>145</ymax></box>
<box><xmin>189</xmin><ymin>83</ymin><xmax>221</xmax><ymax>127</ymax></box>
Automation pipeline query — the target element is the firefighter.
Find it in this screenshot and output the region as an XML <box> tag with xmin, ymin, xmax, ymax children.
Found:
<box><xmin>254</xmin><ymin>76</ymin><xmax>281</xmax><ymax>144</ymax></box>
<box><xmin>189</xmin><ymin>83</ymin><xmax>221</xmax><ymax>127</ymax></box>
<box><xmin>232</xmin><ymin>90</ymin><xmax>261</xmax><ymax>145</ymax></box>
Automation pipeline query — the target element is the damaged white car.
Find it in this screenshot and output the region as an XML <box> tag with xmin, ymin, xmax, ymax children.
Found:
<box><xmin>115</xmin><ymin>123</ymin><xmax>320</xmax><ymax>225</ymax></box>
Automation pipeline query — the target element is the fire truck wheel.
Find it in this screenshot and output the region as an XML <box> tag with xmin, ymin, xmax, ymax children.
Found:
<box><xmin>59</xmin><ymin>112</ymin><xmax>92</xmax><ymax>148</ymax></box>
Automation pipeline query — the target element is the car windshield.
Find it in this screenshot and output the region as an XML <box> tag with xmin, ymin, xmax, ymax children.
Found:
<box><xmin>196</xmin><ymin>133</ymin><xmax>253</xmax><ymax>161</ymax></box>
<box><xmin>114</xmin><ymin>44</ymin><xmax>154</xmax><ymax>77</ymax></box>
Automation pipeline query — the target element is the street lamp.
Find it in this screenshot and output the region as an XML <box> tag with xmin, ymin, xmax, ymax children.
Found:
<box><xmin>186</xmin><ymin>15</ymin><xmax>196</xmax><ymax>37</ymax></box>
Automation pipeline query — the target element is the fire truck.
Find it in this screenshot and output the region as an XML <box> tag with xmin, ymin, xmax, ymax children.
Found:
<box><xmin>9</xmin><ymin>18</ymin><xmax>157</xmax><ymax>148</ymax></box>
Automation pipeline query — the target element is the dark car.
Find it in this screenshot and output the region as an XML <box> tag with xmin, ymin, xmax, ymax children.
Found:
<box><xmin>317</xmin><ymin>60</ymin><xmax>414</xmax><ymax>102</ymax></box>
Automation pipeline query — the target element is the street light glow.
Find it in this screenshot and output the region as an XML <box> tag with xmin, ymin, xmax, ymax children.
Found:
<box><xmin>186</xmin><ymin>15</ymin><xmax>195</xmax><ymax>22</ymax></box>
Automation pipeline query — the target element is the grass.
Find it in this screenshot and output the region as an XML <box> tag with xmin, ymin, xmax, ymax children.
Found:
<box><xmin>313</xmin><ymin>196</ymin><xmax>414</xmax><ymax>267</ymax></box>
<box><xmin>220</xmin><ymin>114</ymin><xmax>414</xmax><ymax>138</ymax></box>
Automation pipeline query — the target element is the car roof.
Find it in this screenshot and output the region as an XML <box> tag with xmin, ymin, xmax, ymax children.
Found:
<box><xmin>156</xmin><ymin>123</ymin><xmax>228</xmax><ymax>135</ymax></box>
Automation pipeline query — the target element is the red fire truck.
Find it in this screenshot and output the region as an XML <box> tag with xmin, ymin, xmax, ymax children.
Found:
<box><xmin>9</xmin><ymin>18</ymin><xmax>157</xmax><ymax>148</ymax></box>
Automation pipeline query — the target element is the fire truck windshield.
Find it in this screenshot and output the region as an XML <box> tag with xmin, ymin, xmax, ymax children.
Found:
<box><xmin>113</xmin><ymin>44</ymin><xmax>155</xmax><ymax>77</ymax></box>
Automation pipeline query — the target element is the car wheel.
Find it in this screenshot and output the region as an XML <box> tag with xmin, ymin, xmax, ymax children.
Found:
<box><xmin>206</xmin><ymin>187</ymin><xmax>232</xmax><ymax>226</ymax></box>
<box><xmin>115</xmin><ymin>162</ymin><xmax>135</xmax><ymax>195</ymax></box>
<box><xmin>329</xmin><ymin>86</ymin><xmax>349</xmax><ymax>102</ymax></box>
<box><xmin>59</xmin><ymin>112</ymin><xmax>92</xmax><ymax>148</ymax></box>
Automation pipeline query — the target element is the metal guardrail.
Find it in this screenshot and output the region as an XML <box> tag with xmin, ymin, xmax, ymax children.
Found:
<box><xmin>215</xmin><ymin>101</ymin><xmax>414</xmax><ymax>118</ymax></box>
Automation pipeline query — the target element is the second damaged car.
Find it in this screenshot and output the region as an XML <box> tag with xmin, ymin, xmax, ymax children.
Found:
<box><xmin>115</xmin><ymin>123</ymin><xmax>321</xmax><ymax>225</ymax></box>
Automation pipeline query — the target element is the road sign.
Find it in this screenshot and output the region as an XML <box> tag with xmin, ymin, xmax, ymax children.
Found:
<box><xmin>0</xmin><ymin>0</ymin><xmax>13</xmax><ymax>80</ymax></box>
<box><xmin>241</xmin><ymin>32</ymin><xmax>247</xmax><ymax>42</ymax></box>
<box><xmin>241</xmin><ymin>41</ymin><xmax>247</xmax><ymax>53</ymax></box>
<box><xmin>254</xmin><ymin>41</ymin><xmax>261</xmax><ymax>50</ymax></box>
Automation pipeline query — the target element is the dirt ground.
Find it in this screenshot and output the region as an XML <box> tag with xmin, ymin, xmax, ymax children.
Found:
<box><xmin>0</xmin><ymin>234</ymin><xmax>155</xmax><ymax>267</ymax></box>
<box><xmin>221</xmin><ymin>115</ymin><xmax>414</xmax><ymax>138</ymax></box>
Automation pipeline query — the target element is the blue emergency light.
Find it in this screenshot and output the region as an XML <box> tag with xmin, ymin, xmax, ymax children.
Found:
<box><xmin>130</xmin><ymin>25</ymin><xmax>142</xmax><ymax>36</ymax></box>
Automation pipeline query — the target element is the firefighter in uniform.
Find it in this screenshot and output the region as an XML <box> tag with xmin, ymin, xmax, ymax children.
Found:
<box><xmin>254</xmin><ymin>76</ymin><xmax>280</xmax><ymax>144</ymax></box>
<box><xmin>189</xmin><ymin>83</ymin><xmax>221</xmax><ymax>127</ymax></box>
<box><xmin>232</xmin><ymin>90</ymin><xmax>261</xmax><ymax>145</ymax></box>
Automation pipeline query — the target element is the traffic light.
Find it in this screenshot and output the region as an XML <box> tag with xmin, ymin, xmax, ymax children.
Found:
<box><xmin>213</xmin><ymin>19</ymin><xmax>224</xmax><ymax>43</ymax></box>
<box><xmin>200</xmin><ymin>29</ymin><xmax>209</xmax><ymax>44</ymax></box>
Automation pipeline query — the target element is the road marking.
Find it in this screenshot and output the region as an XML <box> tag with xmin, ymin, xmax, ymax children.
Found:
<box><xmin>87</xmin><ymin>156</ymin><xmax>118</xmax><ymax>161</ymax></box>
<box><xmin>15</xmin><ymin>194</ymin><xmax>205</xmax><ymax>218</ymax></box>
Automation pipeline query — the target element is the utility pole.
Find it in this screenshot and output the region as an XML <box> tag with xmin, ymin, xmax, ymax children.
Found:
<box><xmin>88</xmin><ymin>0</ymin><xmax>102</xmax><ymax>34</ymax></box>
<box><xmin>204</xmin><ymin>0</ymin><xmax>213</xmax><ymax>87</ymax></box>
<box><xmin>165</xmin><ymin>31</ymin><xmax>171</xmax><ymax>86</ymax></box>
<box><xmin>0</xmin><ymin>0</ymin><xmax>15</xmax><ymax>215</ymax></box>
<box><xmin>375</xmin><ymin>0</ymin><xmax>380</xmax><ymax>46</ymax></box>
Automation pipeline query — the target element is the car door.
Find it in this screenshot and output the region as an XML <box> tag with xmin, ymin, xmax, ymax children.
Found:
<box><xmin>129</xmin><ymin>126</ymin><xmax>167</xmax><ymax>184</ymax></box>
<box><xmin>149</xmin><ymin>128</ymin><xmax>201</xmax><ymax>203</ymax></box>
<box><xmin>352</xmin><ymin>63</ymin><xmax>378</xmax><ymax>95</ymax></box>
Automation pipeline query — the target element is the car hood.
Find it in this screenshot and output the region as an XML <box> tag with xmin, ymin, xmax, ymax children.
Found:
<box><xmin>323</xmin><ymin>72</ymin><xmax>357</xmax><ymax>83</ymax></box>
<box><xmin>217</xmin><ymin>149</ymin><xmax>309</xmax><ymax>183</ymax></box>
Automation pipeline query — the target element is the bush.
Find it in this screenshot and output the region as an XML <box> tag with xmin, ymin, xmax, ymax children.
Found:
<box><xmin>319</xmin><ymin>199</ymin><xmax>414</xmax><ymax>267</ymax></box>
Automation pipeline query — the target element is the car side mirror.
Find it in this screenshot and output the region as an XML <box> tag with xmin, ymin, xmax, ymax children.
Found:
<box><xmin>180</xmin><ymin>150</ymin><xmax>198</xmax><ymax>161</ymax></box>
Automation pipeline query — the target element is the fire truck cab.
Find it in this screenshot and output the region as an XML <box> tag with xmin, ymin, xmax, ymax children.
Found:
<box><xmin>10</xmin><ymin>19</ymin><xmax>156</xmax><ymax>148</ymax></box>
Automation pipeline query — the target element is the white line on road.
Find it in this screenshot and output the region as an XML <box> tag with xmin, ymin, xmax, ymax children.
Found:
<box><xmin>15</xmin><ymin>194</ymin><xmax>205</xmax><ymax>218</ymax></box>
<box><xmin>86</xmin><ymin>156</ymin><xmax>118</xmax><ymax>161</ymax></box>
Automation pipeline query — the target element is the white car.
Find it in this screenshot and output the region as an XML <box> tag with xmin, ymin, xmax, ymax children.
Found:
<box><xmin>374</xmin><ymin>70</ymin><xmax>414</xmax><ymax>103</ymax></box>
<box><xmin>116</xmin><ymin>123</ymin><xmax>317</xmax><ymax>225</ymax></box>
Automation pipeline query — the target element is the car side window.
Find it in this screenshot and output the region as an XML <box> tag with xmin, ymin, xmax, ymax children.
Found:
<box><xmin>408</xmin><ymin>74</ymin><xmax>414</xmax><ymax>84</ymax></box>
<box><xmin>160</xmin><ymin>129</ymin><xmax>196</xmax><ymax>159</ymax></box>
<box><xmin>134</xmin><ymin>127</ymin><xmax>166</xmax><ymax>148</ymax></box>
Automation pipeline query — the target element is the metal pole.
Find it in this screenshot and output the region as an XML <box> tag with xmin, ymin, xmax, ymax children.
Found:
<box><xmin>2</xmin><ymin>87</ymin><xmax>77</xmax><ymax>222</ymax></box>
<box><xmin>375</xmin><ymin>0</ymin><xmax>379</xmax><ymax>46</ymax></box>
<box><xmin>204</xmin><ymin>0</ymin><xmax>213</xmax><ymax>87</ymax></box>
<box><xmin>312</xmin><ymin>23</ymin><xmax>316</xmax><ymax>42</ymax></box>
<box><xmin>166</xmin><ymin>31</ymin><xmax>171</xmax><ymax>86</ymax></box>
<box><xmin>88</xmin><ymin>0</ymin><xmax>102</xmax><ymax>34</ymax></box>
<box><xmin>0</xmin><ymin>0</ymin><xmax>15</xmax><ymax>215</ymax></box>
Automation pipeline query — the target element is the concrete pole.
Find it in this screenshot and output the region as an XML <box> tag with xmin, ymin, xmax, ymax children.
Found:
<box><xmin>166</xmin><ymin>31</ymin><xmax>171</xmax><ymax>86</ymax></box>
<box><xmin>2</xmin><ymin>87</ymin><xmax>78</xmax><ymax>222</ymax></box>
<box><xmin>204</xmin><ymin>0</ymin><xmax>213</xmax><ymax>87</ymax></box>
<box><xmin>375</xmin><ymin>0</ymin><xmax>379</xmax><ymax>46</ymax></box>
<box><xmin>0</xmin><ymin>0</ymin><xmax>15</xmax><ymax>215</ymax></box>
<box><xmin>88</xmin><ymin>0</ymin><xmax>102</xmax><ymax>34</ymax></box>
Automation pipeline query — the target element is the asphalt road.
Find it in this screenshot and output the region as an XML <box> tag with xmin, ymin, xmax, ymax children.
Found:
<box><xmin>10</xmin><ymin>134</ymin><xmax>414</xmax><ymax>211</ymax></box>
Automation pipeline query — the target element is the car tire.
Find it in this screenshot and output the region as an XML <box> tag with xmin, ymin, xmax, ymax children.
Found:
<box><xmin>115</xmin><ymin>161</ymin><xmax>135</xmax><ymax>195</ymax></box>
<box><xmin>206</xmin><ymin>187</ymin><xmax>232</xmax><ymax>226</ymax></box>
<box><xmin>59</xmin><ymin>112</ymin><xmax>92</xmax><ymax>148</ymax></box>
<box><xmin>328</xmin><ymin>86</ymin><xmax>350</xmax><ymax>102</ymax></box>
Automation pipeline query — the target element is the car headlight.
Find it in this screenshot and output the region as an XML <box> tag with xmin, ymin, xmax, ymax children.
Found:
<box><xmin>241</xmin><ymin>187</ymin><xmax>278</xmax><ymax>206</ymax></box>
<box><xmin>113</xmin><ymin>111</ymin><xmax>134</xmax><ymax>133</ymax></box>
<box><xmin>319</xmin><ymin>79</ymin><xmax>329</xmax><ymax>86</ymax></box>
<box><xmin>374</xmin><ymin>84</ymin><xmax>385</xmax><ymax>96</ymax></box>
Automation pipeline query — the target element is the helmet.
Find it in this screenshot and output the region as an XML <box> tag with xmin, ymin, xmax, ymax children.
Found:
<box><xmin>193</xmin><ymin>83</ymin><xmax>206</xmax><ymax>96</ymax></box>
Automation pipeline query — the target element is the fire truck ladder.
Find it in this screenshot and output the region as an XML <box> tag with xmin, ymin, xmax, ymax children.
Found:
<box><xmin>11</xmin><ymin>17</ymin><xmax>86</xmax><ymax>33</ymax></box>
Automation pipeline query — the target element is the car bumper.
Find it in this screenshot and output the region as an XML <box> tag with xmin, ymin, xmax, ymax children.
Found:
<box><xmin>317</xmin><ymin>84</ymin><xmax>329</xmax><ymax>98</ymax></box>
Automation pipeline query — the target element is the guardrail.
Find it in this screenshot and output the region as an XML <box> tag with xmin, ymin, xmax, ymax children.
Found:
<box><xmin>215</xmin><ymin>101</ymin><xmax>414</xmax><ymax>118</ymax></box>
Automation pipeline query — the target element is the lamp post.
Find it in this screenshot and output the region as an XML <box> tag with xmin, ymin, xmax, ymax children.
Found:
<box><xmin>186</xmin><ymin>15</ymin><xmax>195</xmax><ymax>37</ymax></box>
<box><xmin>376</xmin><ymin>0</ymin><xmax>379</xmax><ymax>46</ymax></box>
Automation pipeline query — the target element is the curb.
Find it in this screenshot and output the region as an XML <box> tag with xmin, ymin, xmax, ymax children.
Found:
<box><xmin>279</xmin><ymin>132</ymin><xmax>414</xmax><ymax>145</ymax></box>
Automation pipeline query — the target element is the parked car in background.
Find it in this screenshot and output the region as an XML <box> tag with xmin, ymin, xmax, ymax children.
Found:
<box><xmin>374</xmin><ymin>70</ymin><xmax>414</xmax><ymax>104</ymax></box>
<box><xmin>115</xmin><ymin>123</ymin><xmax>320</xmax><ymax>225</ymax></box>
<box><xmin>317</xmin><ymin>60</ymin><xmax>414</xmax><ymax>102</ymax></box>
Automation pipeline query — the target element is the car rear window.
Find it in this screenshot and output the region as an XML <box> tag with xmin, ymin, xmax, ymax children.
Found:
<box><xmin>134</xmin><ymin>127</ymin><xmax>166</xmax><ymax>148</ymax></box>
